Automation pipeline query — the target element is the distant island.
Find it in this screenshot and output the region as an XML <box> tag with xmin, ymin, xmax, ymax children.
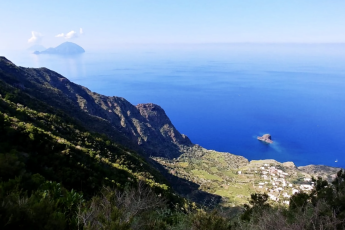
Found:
<box><xmin>33</xmin><ymin>42</ymin><xmax>85</xmax><ymax>55</ymax></box>
<box><xmin>27</xmin><ymin>44</ymin><xmax>46</xmax><ymax>52</ymax></box>
<box><xmin>257</xmin><ymin>134</ymin><xmax>273</xmax><ymax>144</ymax></box>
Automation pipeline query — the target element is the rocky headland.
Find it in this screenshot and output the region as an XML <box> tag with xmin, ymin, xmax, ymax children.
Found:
<box><xmin>298</xmin><ymin>164</ymin><xmax>342</xmax><ymax>182</ymax></box>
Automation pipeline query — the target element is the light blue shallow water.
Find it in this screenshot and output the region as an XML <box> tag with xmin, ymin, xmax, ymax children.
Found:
<box><xmin>2</xmin><ymin>44</ymin><xmax>345</xmax><ymax>167</ymax></box>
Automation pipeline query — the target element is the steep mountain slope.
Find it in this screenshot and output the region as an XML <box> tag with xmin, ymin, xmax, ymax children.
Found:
<box><xmin>0</xmin><ymin>81</ymin><xmax>171</xmax><ymax>196</ymax></box>
<box><xmin>0</xmin><ymin>73</ymin><xmax>193</xmax><ymax>229</ymax></box>
<box><xmin>0</xmin><ymin>56</ymin><xmax>239</xmax><ymax>161</ymax></box>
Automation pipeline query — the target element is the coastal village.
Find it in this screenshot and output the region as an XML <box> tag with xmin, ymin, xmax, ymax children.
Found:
<box><xmin>152</xmin><ymin>149</ymin><xmax>325</xmax><ymax>206</ymax></box>
<box><xmin>238</xmin><ymin>162</ymin><xmax>314</xmax><ymax>205</ymax></box>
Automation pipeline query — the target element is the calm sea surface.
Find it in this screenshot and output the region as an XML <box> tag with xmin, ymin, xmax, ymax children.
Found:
<box><xmin>2</xmin><ymin>44</ymin><xmax>345</xmax><ymax>167</ymax></box>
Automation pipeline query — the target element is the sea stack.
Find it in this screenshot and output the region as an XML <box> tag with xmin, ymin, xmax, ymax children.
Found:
<box><xmin>257</xmin><ymin>134</ymin><xmax>273</xmax><ymax>144</ymax></box>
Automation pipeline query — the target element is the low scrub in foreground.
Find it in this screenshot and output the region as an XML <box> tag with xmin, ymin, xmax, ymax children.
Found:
<box><xmin>1</xmin><ymin>170</ymin><xmax>345</xmax><ymax>229</ymax></box>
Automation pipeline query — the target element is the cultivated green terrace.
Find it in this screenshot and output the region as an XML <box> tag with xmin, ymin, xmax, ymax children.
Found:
<box><xmin>153</xmin><ymin>156</ymin><xmax>341</xmax><ymax>206</ymax></box>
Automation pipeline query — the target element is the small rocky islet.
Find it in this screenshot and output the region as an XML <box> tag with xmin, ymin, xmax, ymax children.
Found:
<box><xmin>257</xmin><ymin>134</ymin><xmax>273</xmax><ymax>144</ymax></box>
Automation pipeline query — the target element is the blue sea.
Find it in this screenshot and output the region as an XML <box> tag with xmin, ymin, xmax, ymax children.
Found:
<box><xmin>2</xmin><ymin>43</ymin><xmax>345</xmax><ymax>167</ymax></box>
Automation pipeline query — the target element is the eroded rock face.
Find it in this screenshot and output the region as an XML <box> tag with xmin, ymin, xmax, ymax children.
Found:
<box><xmin>136</xmin><ymin>103</ymin><xmax>192</xmax><ymax>145</ymax></box>
<box><xmin>257</xmin><ymin>134</ymin><xmax>273</xmax><ymax>144</ymax></box>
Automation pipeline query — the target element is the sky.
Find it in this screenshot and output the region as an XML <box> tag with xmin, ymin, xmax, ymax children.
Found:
<box><xmin>1</xmin><ymin>0</ymin><xmax>345</xmax><ymax>50</ymax></box>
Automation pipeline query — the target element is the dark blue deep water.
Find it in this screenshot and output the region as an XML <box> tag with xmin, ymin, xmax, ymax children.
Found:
<box><xmin>2</xmin><ymin>44</ymin><xmax>345</xmax><ymax>167</ymax></box>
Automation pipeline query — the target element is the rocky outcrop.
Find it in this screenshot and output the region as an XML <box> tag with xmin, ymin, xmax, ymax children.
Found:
<box><xmin>257</xmin><ymin>134</ymin><xmax>273</xmax><ymax>144</ymax></box>
<box><xmin>282</xmin><ymin>161</ymin><xmax>296</xmax><ymax>168</ymax></box>
<box><xmin>136</xmin><ymin>103</ymin><xmax>192</xmax><ymax>146</ymax></box>
<box><xmin>298</xmin><ymin>165</ymin><xmax>342</xmax><ymax>182</ymax></box>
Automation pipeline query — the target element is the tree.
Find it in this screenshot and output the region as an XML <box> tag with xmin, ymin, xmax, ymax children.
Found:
<box><xmin>241</xmin><ymin>193</ymin><xmax>269</xmax><ymax>221</ymax></box>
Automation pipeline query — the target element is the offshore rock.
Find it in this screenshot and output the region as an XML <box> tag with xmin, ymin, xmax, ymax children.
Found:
<box><xmin>257</xmin><ymin>134</ymin><xmax>273</xmax><ymax>144</ymax></box>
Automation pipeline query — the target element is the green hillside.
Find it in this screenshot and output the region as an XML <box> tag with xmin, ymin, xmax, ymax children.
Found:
<box><xmin>0</xmin><ymin>72</ymin><xmax>188</xmax><ymax>229</ymax></box>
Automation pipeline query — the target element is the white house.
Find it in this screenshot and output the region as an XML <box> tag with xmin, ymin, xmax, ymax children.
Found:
<box><xmin>292</xmin><ymin>189</ymin><xmax>299</xmax><ymax>194</ymax></box>
<box><xmin>283</xmin><ymin>193</ymin><xmax>291</xmax><ymax>198</ymax></box>
<box><xmin>268</xmin><ymin>194</ymin><xmax>278</xmax><ymax>201</ymax></box>
<box><xmin>300</xmin><ymin>184</ymin><xmax>313</xmax><ymax>191</ymax></box>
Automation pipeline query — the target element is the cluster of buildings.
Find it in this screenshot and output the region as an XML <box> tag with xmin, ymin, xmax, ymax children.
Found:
<box><xmin>243</xmin><ymin>163</ymin><xmax>315</xmax><ymax>204</ymax></box>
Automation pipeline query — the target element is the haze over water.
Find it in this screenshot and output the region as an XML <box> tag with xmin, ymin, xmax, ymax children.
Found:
<box><xmin>3</xmin><ymin>43</ymin><xmax>345</xmax><ymax>167</ymax></box>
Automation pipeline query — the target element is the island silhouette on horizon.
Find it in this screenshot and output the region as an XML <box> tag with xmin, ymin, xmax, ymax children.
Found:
<box><xmin>33</xmin><ymin>42</ymin><xmax>85</xmax><ymax>55</ymax></box>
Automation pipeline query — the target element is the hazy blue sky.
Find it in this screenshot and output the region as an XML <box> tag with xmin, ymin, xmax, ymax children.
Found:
<box><xmin>1</xmin><ymin>0</ymin><xmax>345</xmax><ymax>50</ymax></box>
